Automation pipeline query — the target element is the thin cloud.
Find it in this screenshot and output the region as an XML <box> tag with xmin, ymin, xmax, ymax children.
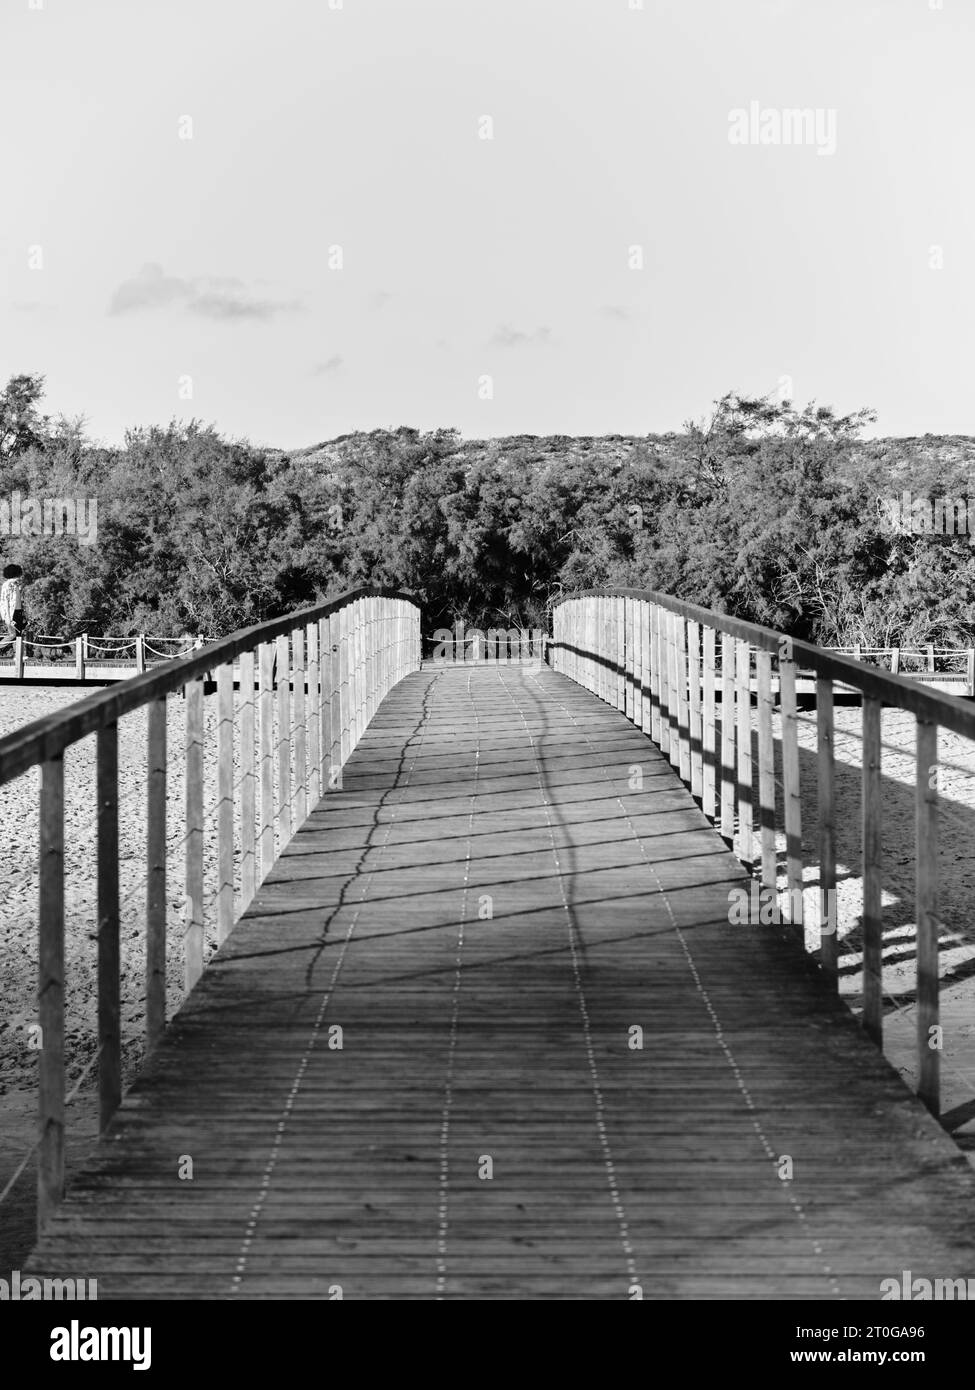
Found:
<box><xmin>601</xmin><ymin>305</ymin><xmax>631</xmax><ymax>320</ymax></box>
<box><xmin>490</xmin><ymin>324</ymin><xmax>552</xmax><ymax>348</ymax></box>
<box><xmin>368</xmin><ymin>290</ymin><xmax>394</xmax><ymax>310</ymax></box>
<box><xmin>108</xmin><ymin>263</ymin><xmax>300</xmax><ymax>320</ymax></box>
<box><xmin>313</xmin><ymin>355</ymin><xmax>344</xmax><ymax>375</ymax></box>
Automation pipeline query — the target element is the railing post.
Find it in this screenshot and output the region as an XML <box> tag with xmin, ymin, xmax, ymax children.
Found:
<box><xmin>217</xmin><ymin>662</ymin><xmax>235</xmax><ymax>944</ymax></box>
<box><xmin>780</xmin><ymin>654</ymin><xmax>804</xmax><ymax>932</ymax></box>
<box><xmin>97</xmin><ymin>722</ymin><xmax>121</xmax><ymax>1131</ymax></box>
<box><xmin>735</xmin><ymin>639</ymin><xmax>753</xmax><ymax>867</ymax></box>
<box><xmin>329</xmin><ymin>612</ymin><xmax>342</xmax><ymax>789</ymax></box>
<box><xmin>184</xmin><ymin>677</ymin><xmax>205</xmax><ymax>992</ymax></box>
<box><xmin>676</xmin><ymin>615</ymin><xmax>690</xmax><ymax>783</ymax></box>
<box><xmin>817</xmin><ymin>677</ymin><xmax>837</xmax><ymax>985</ymax></box>
<box><xmin>861</xmin><ymin>696</ymin><xmax>883</xmax><ymax>1042</ymax></box>
<box><xmin>667</xmin><ymin>612</ymin><xmax>681</xmax><ymax>771</ymax></box>
<box><xmin>702</xmin><ymin>625</ymin><xmax>716</xmax><ymax>821</ymax></box>
<box><xmin>756</xmin><ymin>650</ymin><xmax>777</xmax><ymax>894</ymax></box>
<box><xmin>239</xmin><ymin>651</ymin><xmax>257</xmax><ymax>910</ymax></box>
<box><xmin>74</xmin><ymin>635</ymin><xmax>85</xmax><ymax>680</ymax></box>
<box><xmin>146</xmin><ymin>696</ymin><xmax>167</xmax><ymax>1048</ymax></box>
<box><xmin>719</xmin><ymin>633</ymin><xmax>735</xmax><ymax>842</ymax></box>
<box><xmin>624</xmin><ymin>597</ymin><xmax>634</xmax><ymax>719</ymax></box>
<box><xmin>687</xmin><ymin>620</ymin><xmax>702</xmax><ymax>799</ymax></box>
<box><xmin>293</xmin><ymin>626</ymin><xmax>307</xmax><ymax>829</ymax></box>
<box><xmin>277</xmin><ymin>632</ymin><xmax>292</xmax><ymax>847</ymax></box>
<box><xmin>307</xmin><ymin>621</ymin><xmax>320</xmax><ymax>807</ymax></box>
<box><xmin>616</xmin><ymin>597</ymin><xmax>626</xmax><ymax>712</ymax></box>
<box><xmin>639</xmin><ymin>600</ymin><xmax>651</xmax><ymax>733</ymax></box>
<box><xmin>14</xmin><ymin>634</ymin><xmax>24</xmax><ymax>679</ymax></box>
<box><xmin>38</xmin><ymin>753</ymin><xmax>65</xmax><ymax>1233</ymax></box>
<box><xmin>135</xmin><ymin>634</ymin><xmax>146</xmax><ymax>674</ymax></box>
<box><xmin>259</xmin><ymin>642</ymin><xmax>275</xmax><ymax>880</ymax></box>
<box><xmin>339</xmin><ymin>603</ymin><xmax>351</xmax><ymax>772</ymax></box>
<box><xmin>916</xmin><ymin>717</ymin><xmax>940</xmax><ymax>1114</ymax></box>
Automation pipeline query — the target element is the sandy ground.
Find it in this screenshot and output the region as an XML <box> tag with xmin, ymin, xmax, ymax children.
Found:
<box><xmin>3</xmin><ymin>684</ymin><xmax>975</xmax><ymax>1272</ymax></box>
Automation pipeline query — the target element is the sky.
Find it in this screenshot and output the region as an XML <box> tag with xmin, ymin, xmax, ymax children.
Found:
<box><xmin>2</xmin><ymin>0</ymin><xmax>973</xmax><ymax>449</ymax></box>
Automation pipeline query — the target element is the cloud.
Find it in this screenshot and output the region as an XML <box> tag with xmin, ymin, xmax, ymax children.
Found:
<box><xmin>601</xmin><ymin>304</ymin><xmax>631</xmax><ymax>320</ymax></box>
<box><xmin>11</xmin><ymin>300</ymin><xmax>47</xmax><ymax>313</ymax></box>
<box><xmin>313</xmin><ymin>355</ymin><xmax>344</xmax><ymax>375</ymax></box>
<box><xmin>368</xmin><ymin>290</ymin><xmax>394</xmax><ymax>310</ymax></box>
<box><xmin>490</xmin><ymin>324</ymin><xmax>552</xmax><ymax>348</ymax></box>
<box><xmin>108</xmin><ymin>263</ymin><xmax>301</xmax><ymax>320</ymax></box>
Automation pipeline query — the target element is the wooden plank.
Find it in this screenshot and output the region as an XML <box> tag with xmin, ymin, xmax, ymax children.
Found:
<box><xmin>97</xmin><ymin>722</ymin><xmax>121</xmax><ymax>1130</ymax></box>
<box><xmin>217</xmin><ymin>662</ymin><xmax>235</xmax><ymax>944</ymax></box>
<box><xmin>755</xmin><ymin>650</ymin><xmax>776</xmax><ymax>893</ymax></box>
<box><xmin>861</xmin><ymin>696</ymin><xmax>883</xmax><ymax>1044</ymax></box>
<box><xmin>146</xmin><ymin>697</ymin><xmax>167</xmax><ymax>1049</ymax></box>
<box><xmin>293</xmin><ymin>626</ymin><xmax>307</xmax><ymax>829</ymax></box>
<box><xmin>734</xmin><ymin>639</ymin><xmax>752</xmax><ymax>867</ymax></box>
<box><xmin>259</xmin><ymin>643</ymin><xmax>275</xmax><ymax>881</ymax></box>
<box><xmin>38</xmin><ymin>753</ymin><xmax>65</xmax><ymax>1233</ymax></box>
<box><xmin>239</xmin><ymin>651</ymin><xmax>257</xmax><ymax>910</ymax></box>
<box><xmin>816</xmin><ymin>678</ymin><xmax>837</xmax><ymax>984</ymax></box>
<box><xmin>719</xmin><ymin>633</ymin><xmax>735</xmax><ymax>842</ymax></box>
<box><xmin>702</xmin><ymin>625</ymin><xmax>716</xmax><ymax>822</ymax></box>
<box><xmin>328</xmin><ymin>613</ymin><xmax>342</xmax><ymax>791</ymax></box>
<box><xmin>780</xmin><ymin>656</ymin><xmax>803</xmax><ymax>929</ymax></box>
<box><xmin>687</xmin><ymin>619</ymin><xmax>702</xmax><ymax>798</ymax></box>
<box><xmin>184</xmin><ymin>678</ymin><xmax>205</xmax><ymax>992</ymax></box>
<box><xmin>676</xmin><ymin>615</ymin><xmax>691</xmax><ymax>784</ymax></box>
<box><xmin>277</xmin><ymin>633</ymin><xmax>292</xmax><ymax>847</ymax></box>
<box><xmin>915</xmin><ymin>717</ymin><xmax>939</xmax><ymax>1114</ymax></box>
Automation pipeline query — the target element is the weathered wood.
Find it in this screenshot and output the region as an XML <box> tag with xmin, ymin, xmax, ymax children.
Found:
<box><xmin>780</xmin><ymin>656</ymin><xmax>803</xmax><ymax>928</ymax></box>
<box><xmin>97</xmin><ymin>722</ymin><xmax>121</xmax><ymax>1131</ymax></box>
<box><xmin>38</xmin><ymin>754</ymin><xmax>65</xmax><ymax>1233</ymax></box>
<box><xmin>687</xmin><ymin>620</ymin><xmax>702</xmax><ymax>799</ymax></box>
<box><xmin>25</xmin><ymin>666</ymin><xmax>975</xmax><ymax>1299</ymax></box>
<box><xmin>861</xmin><ymin>697</ymin><xmax>883</xmax><ymax>1044</ymax></box>
<box><xmin>755</xmin><ymin>650</ymin><xmax>776</xmax><ymax>892</ymax></box>
<box><xmin>328</xmin><ymin>613</ymin><xmax>342</xmax><ymax>791</ymax></box>
<box><xmin>146</xmin><ymin>697</ymin><xmax>167</xmax><ymax>1049</ymax></box>
<box><xmin>339</xmin><ymin>604</ymin><xmax>351</xmax><ymax>773</ymax></box>
<box><xmin>184</xmin><ymin>678</ymin><xmax>205</xmax><ymax>992</ymax></box>
<box><xmin>307</xmin><ymin>621</ymin><xmax>321</xmax><ymax>808</ymax></box>
<box><xmin>816</xmin><ymin>678</ymin><xmax>837</xmax><ymax>985</ymax></box>
<box><xmin>239</xmin><ymin>650</ymin><xmax>257</xmax><ymax>910</ymax></box>
<box><xmin>259</xmin><ymin>642</ymin><xmax>275</xmax><ymax>882</ymax></box>
<box><xmin>719</xmin><ymin>633</ymin><xmax>735</xmax><ymax>842</ymax></box>
<box><xmin>277</xmin><ymin>633</ymin><xmax>292</xmax><ymax>847</ymax></box>
<box><xmin>292</xmin><ymin>627</ymin><xmax>307</xmax><ymax>829</ymax></box>
<box><xmin>735</xmin><ymin>639</ymin><xmax>753</xmax><ymax>868</ymax></box>
<box><xmin>915</xmin><ymin>717</ymin><xmax>939</xmax><ymax>1114</ymax></box>
<box><xmin>676</xmin><ymin>615</ymin><xmax>691</xmax><ymax>784</ymax></box>
<box><xmin>701</xmin><ymin>625</ymin><xmax>716</xmax><ymax>822</ymax></box>
<box><xmin>217</xmin><ymin>663</ymin><xmax>235</xmax><ymax>944</ymax></box>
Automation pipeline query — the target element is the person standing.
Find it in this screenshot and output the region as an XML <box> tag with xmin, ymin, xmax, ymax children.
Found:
<box><xmin>0</xmin><ymin>563</ymin><xmax>25</xmax><ymax>653</ymax></box>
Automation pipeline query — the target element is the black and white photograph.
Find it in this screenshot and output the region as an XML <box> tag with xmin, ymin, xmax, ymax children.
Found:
<box><xmin>2</xmin><ymin>0</ymin><xmax>974</xmax><ymax>1358</ymax></box>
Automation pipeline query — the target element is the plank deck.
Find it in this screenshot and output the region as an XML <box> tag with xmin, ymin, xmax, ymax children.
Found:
<box><xmin>26</xmin><ymin>665</ymin><xmax>975</xmax><ymax>1299</ymax></box>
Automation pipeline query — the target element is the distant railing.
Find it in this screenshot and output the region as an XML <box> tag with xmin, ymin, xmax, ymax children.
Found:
<box><xmin>0</xmin><ymin>588</ymin><xmax>420</xmax><ymax>1232</ymax></box>
<box><xmin>550</xmin><ymin>590</ymin><xmax>975</xmax><ymax>1121</ymax></box>
<box><xmin>0</xmin><ymin>633</ymin><xmax>209</xmax><ymax>679</ymax></box>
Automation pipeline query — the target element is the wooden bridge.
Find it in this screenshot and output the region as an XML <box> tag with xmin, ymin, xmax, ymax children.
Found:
<box><xmin>5</xmin><ymin>588</ymin><xmax>975</xmax><ymax>1299</ymax></box>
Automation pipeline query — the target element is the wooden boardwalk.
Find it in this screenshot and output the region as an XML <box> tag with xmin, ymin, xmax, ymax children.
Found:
<box><xmin>27</xmin><ymin>665</ymin><xmax>975</xmax><ymax>1299</ymax></box>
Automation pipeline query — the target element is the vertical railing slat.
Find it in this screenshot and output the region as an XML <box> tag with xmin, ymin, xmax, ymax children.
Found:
<box><xmin>38</xmin><ymin>753</ymin><xmax>65</xmax><ymax>1233</ymax></box>
<box><xmin>277</xmin><ymin>633</ymin><xmax>291</xmax><ymax>848</ymax></box>
<box><xmin>259</xmin><ymin>642</ymin><xmax>275</xmax><ymax>881</ymax></box>
<box><xmin>240</xmin><ymin>650</ymin><xmax>257</xmax><ymax>909</ymax></box>
<box><xmin>862</xmin><ymin>696</ymin><xmax>883</xmax><ymax>1043</ymax></box>
<box><xmin>184</xmin><ymin>677</ymin><xmax>205</xmax><ymax>992</ymax></box>
<box><xmin>756</xmin><ymin>650</ymin><xmax>777</xmax><ymax>894</ymax></box>
<box><xmin>216</xmin><ymin>662</ymin><xmax>234</xmax><ymax>944</ymax></box>
<box><xmin>916</xmin><ymin>717</ymin><xmax>940</xmax><ymax>1114</ymax></box>
<box><xmin>719</xmin><ymin>633</ymin><xmax>735</xmax><ymax>843</ymax></box>
<box><xmin>97</xmin><ymin>722</ymin><xmax>121</xmax><ymax>1131</ymax></box>
<box><xmin>817</xmin><ymin>677</ymin><xmax>837</xmax><ymax>985</ymax></box>
<box><xmin>780</xmin><ymin>655</ymin><xmax>804</xmax><ymax>931</ymax></box>
<box><xmin>735</xmin><ymin>639</ymin><xmax>753</xmax><ymax>868</ymax></box>
<box><xmin>146</xmin><ymin>695</ymin><xmax>167</xmax><ymax>1049</ymax></box>
<box><xmin>702</xmin><ymin>625</ymin><xmax>716</xmax><ymax>821</ymax></box>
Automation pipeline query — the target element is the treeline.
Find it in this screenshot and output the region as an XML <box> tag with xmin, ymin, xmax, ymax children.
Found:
<box><xmin>2</xmin><ymin>372</ymin><xmax>975</xmax><ymax>648</ymax></box>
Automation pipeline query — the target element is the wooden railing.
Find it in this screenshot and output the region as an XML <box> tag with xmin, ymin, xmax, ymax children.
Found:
<box><xmin>0</xmin><ymin>587</ymin><xmax>420</xmax><ymax>1232</ymax></box>
<box><xmin>550</xmin><ymin>589</ymin><xmax>975</xmax><ymax>1120</ymax></box>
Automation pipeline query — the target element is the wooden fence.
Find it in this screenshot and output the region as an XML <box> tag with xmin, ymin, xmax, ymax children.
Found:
<box><xmin>550</xmin><ymin>589</ymin><xmax>975</xmax><ymax>1121</ymax></box>
<box><xmin>0</xmin><ymin>588</ymin><xmax>420</xmax><ymax>1231</ymax></box>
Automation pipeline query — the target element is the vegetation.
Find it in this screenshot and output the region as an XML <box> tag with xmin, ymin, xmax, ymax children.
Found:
<box><xmin>2</xmin><ymin>373</ymin><xmax>975</xmax><ymax>648</ymax></box>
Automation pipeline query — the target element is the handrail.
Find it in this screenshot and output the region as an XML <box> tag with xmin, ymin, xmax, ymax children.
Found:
<box><xmin>0</xmin><ymin>584</ymin><xmax>421</xmax><ymax>1234</ymax></box>
<box><xmin>551</xmin><ymin>587</ymin><xmax>957</xmax><ymax>1121</ymax></box>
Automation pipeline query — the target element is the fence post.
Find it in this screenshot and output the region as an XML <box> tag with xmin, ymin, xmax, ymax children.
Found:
<box><xmin>756</xmin><ymin>650</ymin><xmax>776</xmax><ymax>895</ymax></box>
<box><xmin>97</xmin><ymin>722</ymin><xmax>121</xmax><ymax>1131</ymax></box>
<box><xmin>307</xmin><ymin>620</ymin><xmax>320</xmax><ymax>807</ymax></box>
<box><xmin>780</xmin><ymin>655</ymin><xmax>804</xmax><ymax>932</ymax></box>
<box><xmin>861</xmin><ymin>696</ymin><xmax>883</xmax><ymax>1043</ymax></box>
<box><xmin>916</xmin><ymin>717</ymin><xmax>940</xmax><ymax>1114</ymax></box>
<box><xmin>817</xmin><ymin>677</ymin><xmax>837</xmax><ymax>985</ymax></box>
<box><xmin>702</xmin><ymin>625</ymin><xmax>716</xmax><ymax>821</ymax></box>
<box><xmin>239</xmin><ymin>651</ymin><xmax>257</xmax><ymax>910</ymax></box>
<box><xmin>135</xmin><ymin>634</ymin><xmax>146</xmax><ymax>674</ymax></box>
<box><xmin>276</xmin><ymin>633</ymin><xmax>292</xmax><ymax>847</ymax></box>
<box><xmin>217</xmin><ymin>662</ymin><xmax>235</xmax><ymax>944</ymax></box>
<box><xmin>184</xmin><ymin>677</ymin><xmax>205</xmax><ymax>992</ymax></box>
<box><xmin>74</xmin><ymin>636</ymin><xmax>85</xmax><ymax>680</ymax></box>
<box><xmin>259</xmin><ymin>642</ymin><xmax>275</xmax><ymax>882</ymax></box>
<box><xmin>293</xmin><ymin>626</ymin><xmax>307</xmax><ymax>829</ymax></box>
<box><xmin>146</xmin><ymin>696</ymin><xmax>167</xmax><ymax>1048</ymax></box>
<box><xmin>735</xmin><ymin>639</ymin><xmax>753</xmax><ymax>867</ymax></box>
<box><xmin>38</xmin><ymin>753</ymin><xmax>65</xmax><ymax>1233</ymax></box>
<box><xmin>719</xmin><ymin>633</ymin><xmax>735</xmax><ymax>842</ymax></box>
